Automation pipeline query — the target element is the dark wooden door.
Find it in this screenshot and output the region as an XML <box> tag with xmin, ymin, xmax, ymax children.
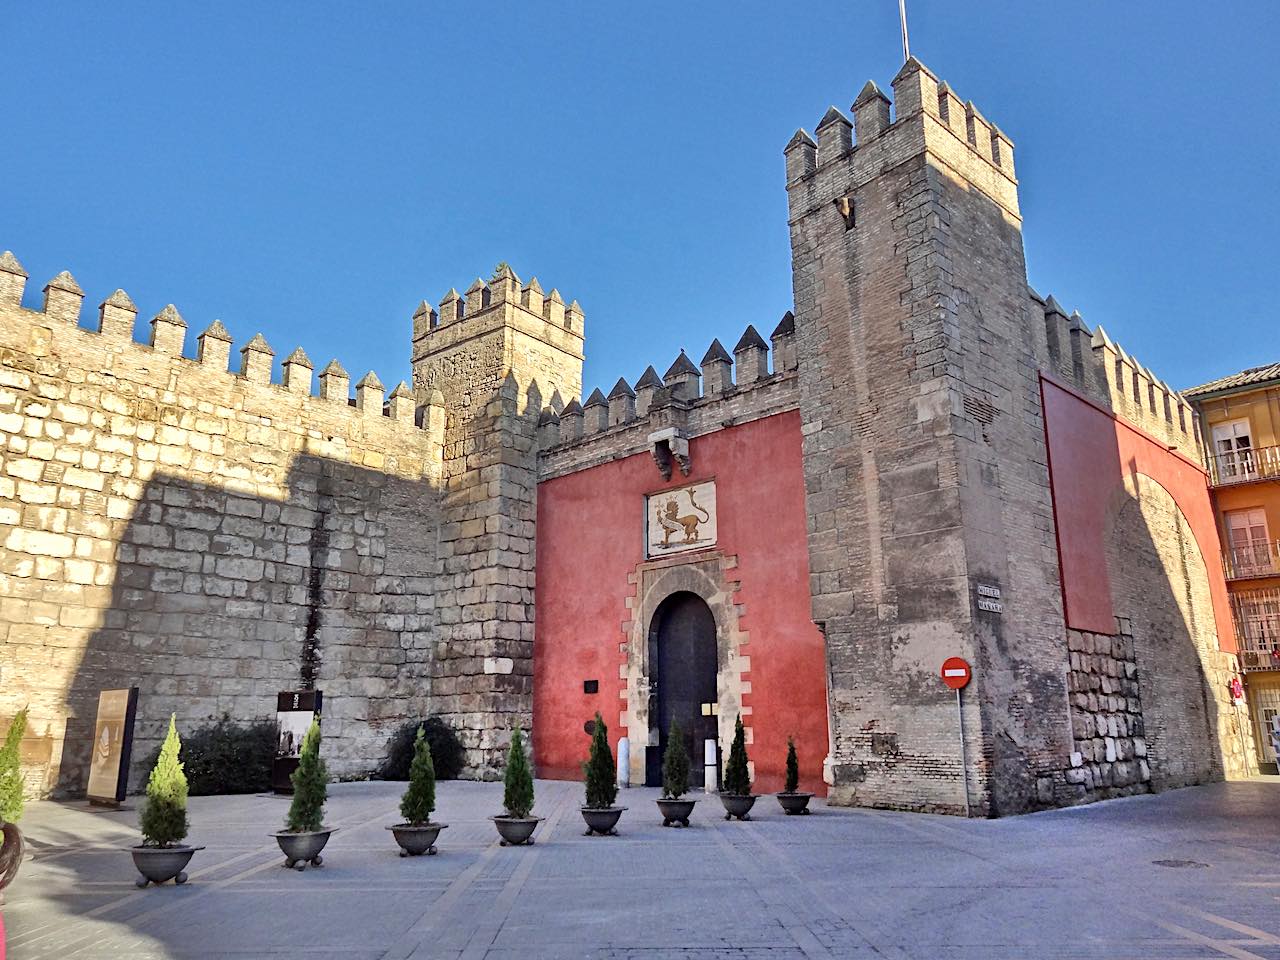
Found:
<box><xmin>648</xmin><ymin>592</ymin><xmax>718</xmax><ymax>788</ymax></box>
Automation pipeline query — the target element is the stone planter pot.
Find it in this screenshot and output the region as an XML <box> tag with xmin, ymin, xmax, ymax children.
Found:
<box><xmin>388</xmin><ymin>822</ymin><xmax>447</xmax><ymax>856</ymax></box>
<box><xmin>776</xmin><ymin>791</ymin><xmax>814</xmax><ymax>815</ymax></box>
<box><xmin>655</xmin><ymin>797</ymin><xmax>697</xmax><ymax>827</ymax></box>
<box><xmin>130</xmin><ymin>844</ymin><xmax>204</xmax><ymax>887</ymax></box>
<box><xmin>492</xmin><ymin>816</ymin><xmax>542</xmax><ymax>846</ymax></box>
<box><xmin>273</xmin><ymin>828</ymin><xmax>335</xmax><ymax>870</ymax></box>
<box><xmin>580</xmin><ymin>806</ymin><xmax>626</xmax><ymax>836</ymax></box>
<box><xmin>719</xmin><ymin>793</ymin><xmax>757</xmax><ymax>821</ymax></box>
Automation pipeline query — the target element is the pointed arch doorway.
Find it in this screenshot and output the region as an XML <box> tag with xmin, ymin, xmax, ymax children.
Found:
<box><xmin>646</xmin><ymin>591</ymin><xmax>719</xmax><ymax>788</ymax></box>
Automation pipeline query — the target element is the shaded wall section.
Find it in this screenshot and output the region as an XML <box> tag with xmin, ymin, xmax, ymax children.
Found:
<box><xmin>534</xmin><ymin>411</ymin><xmax>829</xmax><ymax>794</ymax></box>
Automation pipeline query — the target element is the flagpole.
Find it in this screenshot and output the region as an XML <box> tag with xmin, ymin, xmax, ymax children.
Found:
<box><xmin>899</xmin><ymin>0</ymin><xmax>911</xmax><ymax>63</ymax></box>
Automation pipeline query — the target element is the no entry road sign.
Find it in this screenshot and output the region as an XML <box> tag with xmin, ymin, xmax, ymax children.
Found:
<box><xmin>941</xmin><ymin>657</ymin><xmax>971</xmax><ymax>690</ymax></box>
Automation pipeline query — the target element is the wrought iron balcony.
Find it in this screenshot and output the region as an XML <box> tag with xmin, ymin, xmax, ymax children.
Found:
<box><xmin>1209</xmin><ymin>444</ymin><xmax>1280</xmax><ymax>486</ymax></box>
<box><xmin>1224</xmin><ymin>539</ymin><xmax>1280</xmax><ymax>580</ymax></box>
<box><xmin>1232</xmin><ymin>586</ymin><xmax>1280</xmax><ymax>671</ymax></box>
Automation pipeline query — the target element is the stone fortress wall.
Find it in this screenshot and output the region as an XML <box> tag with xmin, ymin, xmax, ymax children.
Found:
<box><xmin>0</xmin><ymin>253</ymin><xmax>449</xmax><ymax>795</ymax></box>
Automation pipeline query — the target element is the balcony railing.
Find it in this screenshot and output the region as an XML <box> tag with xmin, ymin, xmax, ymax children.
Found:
<box><xmin>1232</xmin><ymin>587</ymin><xmax>1280</xmax><ymax>671</ymax></box>
<box><xmin>1210</xmin><ymin>444</ymin><xmax>1280</xmax><ymax>486</ymax></box>
<box><xmin>1224</xmin><ymin>539</ymin><xmax>1280</xmax><ymax>580</ymax></box>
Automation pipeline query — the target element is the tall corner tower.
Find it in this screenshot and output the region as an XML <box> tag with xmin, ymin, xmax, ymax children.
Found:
<box><xmin>410</xmin><ymin>264</ymin><xmax>584</xmax><ymax>777</ymax></box>
<box><xmin>786</xmin><ymin>58</ymin><xmax>1068</xmax><ymax>814</ymax></box>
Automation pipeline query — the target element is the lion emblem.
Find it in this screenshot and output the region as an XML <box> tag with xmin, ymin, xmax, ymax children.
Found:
<box><xmin>655</xmin><ymin>487</ymin><xmax>711</xmax><ymax>547</ymax></box>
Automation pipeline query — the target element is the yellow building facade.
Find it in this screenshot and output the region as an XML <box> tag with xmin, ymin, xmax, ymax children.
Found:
<box><xmin>1187</xmin><ymin>363</ymin><xmax>1280</xmax><ymax>772</ymax></box>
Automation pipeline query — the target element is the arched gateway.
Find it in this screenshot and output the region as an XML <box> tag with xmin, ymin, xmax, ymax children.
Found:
<box><xmin>647</xmin><ymin>591</ymin><xmax>719</xmax><ymax>788</ymax></box>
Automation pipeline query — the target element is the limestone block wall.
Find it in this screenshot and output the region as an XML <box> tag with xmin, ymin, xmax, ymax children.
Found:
<box><xmin>0</xmin><ymin>252</ymin><xmax>444</xmax><ymax>796</ymax></box>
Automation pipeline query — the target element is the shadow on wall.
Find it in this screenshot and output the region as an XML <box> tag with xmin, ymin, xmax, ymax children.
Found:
<box><xmin>50</xmin><ymin>452</ymin><xmax>440</xmax><ymax>798</ymax></box>
<box><xmin>1103</xmin><ymin>470</ymin><xmax>1239</xmax><ymax>791</ymax></box>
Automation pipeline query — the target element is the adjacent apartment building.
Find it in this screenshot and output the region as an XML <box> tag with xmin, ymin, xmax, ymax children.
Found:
<box><xmin>1186</xmin><ymin>363</ymin><xmax>1280</xmax><ymax>773</ymax></box>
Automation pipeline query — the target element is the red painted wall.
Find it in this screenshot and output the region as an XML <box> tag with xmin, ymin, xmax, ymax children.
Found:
<box><xmin>534</xmin><ymin>410</ymin><xmax>828</xmax><ymax>794</ymax></box>
<box><xmin>1041</xmin><ymin>376</ymin><xmax>1236</xmax><ymax>649</ymax></box>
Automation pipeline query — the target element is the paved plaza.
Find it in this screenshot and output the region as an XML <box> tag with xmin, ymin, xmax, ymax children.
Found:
<box><xmin>3</xmin><ymin>778</ymin><xmax>1279</xmax><ymax>959</ymax></box>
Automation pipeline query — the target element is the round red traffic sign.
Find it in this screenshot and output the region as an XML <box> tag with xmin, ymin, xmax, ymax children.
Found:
<box><xmin>941</xmin><ymin>657</ymin><xmax>971</xmax><ymax>690</ymax></box>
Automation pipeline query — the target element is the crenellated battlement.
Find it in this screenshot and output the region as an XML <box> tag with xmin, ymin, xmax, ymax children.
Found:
<box><xmin>409</xmin><ymin>262</ymin><xmax>585</xmax><ymax>367</ymax></box>
<box><xmin>0</xmin><ymin>249</ymin><xmax>445</xmax><ymax>458</ymax></box>
<box><xmin>1032</xmin><ymin>287</ymin><xmax>1200</xmax><ymax>455</ymax></box>
<box><xmin>785</xmin><ymin>58</ymin><xmax>1019</xmax><ymax>223</ymax></box>
<box><xmin>537</xmin><ymin>312</ymin><xmax>798</xmax><ymax>479</ymax></box>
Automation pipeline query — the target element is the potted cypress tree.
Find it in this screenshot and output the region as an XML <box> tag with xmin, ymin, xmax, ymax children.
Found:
<box><xmin>273</xmin><ymin>719</ymin><xmax>335</xmax><ymax>870</ymax></box>
<box><xmin>580</xmin><ymin>713</ymin><xmax>625</xmax><ymax>836</ymax></box>
<box><xmin>775</xmin><ymin>736</ymin><xmax>813</xmax><ymax>815</ymax></box>
<box><xmin>1</xmin><ymin>707</ymin><xmax>29</xmax><ymax>904</ymax></box>
<box><xmin>492</xmin><ymin>728</ymin><xmax>541</xmax><ymax>845</ymax></box>
<box><xmin>388</xmin><ymin>725</ymin><xmax>448</xmax><ymax>856</ymax></box>
<box><xmin>719</xmin><ymin>714</ymin><xmax>756</xmax><ymax>820</ymax></box>
<box><xmin>131</xmin><ymin>715</ymin><xmax>204</xmax><ymax>887</ymax></box>
<box><xmin>654</xmin><ymin>719</ymin><xmax>697</xmax><ymax>827</ymax></box>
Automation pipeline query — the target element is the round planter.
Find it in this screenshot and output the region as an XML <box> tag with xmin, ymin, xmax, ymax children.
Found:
<box><xmin>272</xmin><ymin>828</ymin><xmax>335</xmax><ymax>870</ymax></box>
<box><xmin>388</xmin><ymin>822</ymin><xmax>447</xmax><ymax>856</ymax></box>
<box><xmin>655</xmin><ymin>797</ymin><xmax>698</xmax><ymax>828</ymax></box>
<box><xmin>580</xmin><ymin>806</ymin><xmax>626</xmax><ymax>837</ymax></box>
<box><xmin>776</xmin><ymin>791</ymin><xmax>813</xmax><ymax>815</ymax></box>
<box><xmin>492</xmin><ymin>816</ymin><xmax>542</xmax><ymax>846</ymax></box>
<box><xmin>130</xmin><ymin>844</ymin><xmax>204</xmax><ymax>887</ymax></box>
<box><xmin>719</xmin><ymin>793</ymin><xmax>757</xmax><ymax>821</ymax></box>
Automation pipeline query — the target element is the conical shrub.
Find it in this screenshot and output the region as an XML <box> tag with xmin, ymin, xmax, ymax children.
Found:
<box><xmin>582</xmin><ymin>713</ymin><xmax>617</xmax><ymax>809</ymax></box>
<box><xmin>139</xmin><ymin>715</ymin><xmax>189</xmax><ymax>847</ymax></box>
<box><xmin>723</xmin><ymin>714</ymin><xmax>751</xmax><ymax>796</ymax></box>
<box><xmin>399</xmin><ymin>725</ymin><xmax>437</xmax><ymax>825</ymax></box>
<box><xmin>784</xmin><ymin>736</ymin><xmax>799</xmax><ymax>794</ymax></box>
<box><xmin>661</xmin><ymin>718</ymin><xmax>689</xmax><ymax>800</ymax></box>
<box><xmin>502</xmin><ymin>728</ymin><xmax>535</xmax><ymax>819</ymax></box>
<box><xmin>285</xmin><ymin>719</ymin><xmax>328</xmax><ymax>833</ymax></box>
<box><xmin>0</xmin><ymin>706</ymin><xmax>29</xmax><ymax>824</ymax></box>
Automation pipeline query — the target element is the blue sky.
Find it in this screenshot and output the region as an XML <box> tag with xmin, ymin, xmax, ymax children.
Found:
<box><xmin>1</xmin><ymin>2</ymin><xmax>1275</xmax><ymax>395</ymax></box>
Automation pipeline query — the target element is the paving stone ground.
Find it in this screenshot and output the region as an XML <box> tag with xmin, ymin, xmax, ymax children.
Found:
<box><xmin>3</xmin><ymin>778</ymin><xmax>1279</xmax><ymax>959</ymax></box>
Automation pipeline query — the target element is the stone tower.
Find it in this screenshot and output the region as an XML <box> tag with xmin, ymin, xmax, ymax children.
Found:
<box><xmin>786</xmin><ymin>59</ymin><xmax>1069</xmax><ymax>814</ymax></box>
<box><xmin>411</xmin><ymin>264</ymin><xmax>584</xmax><ymax>776</ymax></box>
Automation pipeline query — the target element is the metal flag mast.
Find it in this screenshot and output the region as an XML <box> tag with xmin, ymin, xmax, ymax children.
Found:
<box><xmin>899</xmin><ymin>0</ymin><xmax>911</xmax><ymax>63</ymax></box>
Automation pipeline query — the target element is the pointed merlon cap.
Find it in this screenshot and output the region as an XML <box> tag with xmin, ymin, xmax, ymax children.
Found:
<box><xmin>412</xmin><ymin>299</ymin><xmax>433</xmax><ymax>319</ymax></box>
<box><xmin>153</xmin><ymin>304</ymin><xmax>186</xmax><ymax>327</ymax></box>
<box><xmin>390</xmin><ymin>380</ymin><xmax>413</xmax><ymax>399</ymax></box>
<box><xmin>664</xmin><ymin>350</ymin><xmax>700</xmax><ymax>378</ymax></box>
<box><xmin>608</xmin><ymin>377</ymin><xmax>636</xmax><ymax>400</ymax></box>
<box><xmin>569</xmin><ymin>298</ymin><xmax>582</xmax><ymax>312</ymax></box>
<box><xmin>547</xmin><ymin>288</ymin><xmax>564</xmax><ymax>304</ymax></box>
<box><xmin>283</xmin><ymin>346</ymin><xmax>313</xmax><ymax>368</ymax></box>
<box><xmin>1027</xmin><ymin>286</ymin><xmax>1044</xmax><ymax>303</ymax></box>
<box><xmin>242</xmin><ymin>332</ymin><xmax>273</xmax><ymax>355</ymax></box>
<box><xmin>1043</xmin><ymin>295</ymin><xmax>1068</xmax><ymax>318</ymax></box>
<box><xmin>771</xmin><ymin>310</ymin><xmax>795</xmax><ymax>338</ymax></box>
<box><xmin>815</xmin><ymin>106</ymin><xmax>851</xmax><ymax>131</ymax></box>
<box><xmin>785</xmin><ymin>129</ymin><xmax>817</xmax><ymax>152</ymax></box>
<box><xmin>636</xmin><ymin>365</ymin><xmax>663</xmax><ymax>389</ymax></box>
<box><xmin>700</xmin><ymin>339</ymin><xmax>732</xmax><ymax>365</ymax></box>
<box><xmin>853</xmin><ymin>80</ymin><xmax>890</xmax><ymax>108</ymax></box>
<box><xmin>733</xmin><ymin>324</ymin><xmax>769</xmax><ymax>353</ymax></box>
<box><xmin>491</xmin><ymin>262</ymin><xmax>519</xmax><ymax>283</ymax></box>
<box><xmin>428</xmin><ymin>389</ymin><xmax>445</xmax><ymax>406</ymax></box>
<box><xmin>1091</xmin><ymin>325</ymin><xmax>1115</xmax><ymax>350</ymax></box>
<box><xmin>891</xmin><ymin>56</ymin><xmax>937</xmax><ymax>84</ymax></box>
<box><xmin>321</xmin><ymin>359</ymin><xmax>348</xmax><ymax>377</ymax></box>
<box><xmin>356</xmin><ymin>371</ymin><xmax>383</xmax><ymax>390</ymax></box>
<box><xmin>45</xmin><ymin>270</ymin><xmax>84</xmax><ymax>295</ymax></box>
<box><xmin>539</xmin><ymin>407</ymin><xmax>560</xmax><ymax>426</ymax></box>
<box><xmin>0</xmin><ymin>251</ymin><xmax>27</xmax><ymax>277</ymax></box>
<box><xmin>102</xmin><ymin>289</ymin><xmax>138</xmax><ymax>311</ymax></box>
<box><xmin>584</xmin><ymin>387</ymin><xmax>608</xmax><ymax>408</ymax></box>
<box><xmin>1069</xmin><ymin>310</ymin><xmax>1091</xmax><ymax>335</ymax></box>
<box><xmin>440</xmin><ymin>288</ymin><xmax>461</xmax><ymax>303</ymax></box>
<box><xmin>465</xmin><ymin>277</ymin><xmax>487</xmax><ymax>294</ymax></box>
<box><xmin>562</xmin><ymin>397</ymin><xmax>584</xmax><ymax>416</ymax></box>
<box><xmin>200</xmin><ymin>319</ymin><xmax>233</xmax><ymax>342</ymax></box>
<box><xmin>524</xmin><ymin>276</ymin><xmax>544</xmax><ymax>295</ymax></box>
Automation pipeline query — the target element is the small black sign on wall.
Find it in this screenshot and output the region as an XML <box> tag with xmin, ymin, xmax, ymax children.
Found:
<box><xmin>583</xmin><ymin>679</ymin><xmax>598</xmax><ymax>694</ymax></box>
